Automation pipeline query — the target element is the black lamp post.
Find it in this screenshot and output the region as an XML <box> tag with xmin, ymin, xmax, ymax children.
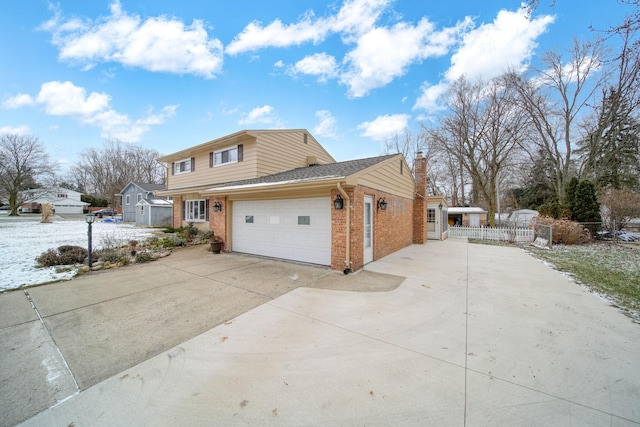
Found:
<box><xmin>85</xmin><ymin>214</ymin><xmax>95</xmax><ymax>267</ymax></box>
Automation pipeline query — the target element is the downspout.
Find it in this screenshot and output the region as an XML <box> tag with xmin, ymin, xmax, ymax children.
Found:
<box><xmin>337</xmin><ymin>182</ymin><xmax>352</xmax><ymax>274</ymax></box>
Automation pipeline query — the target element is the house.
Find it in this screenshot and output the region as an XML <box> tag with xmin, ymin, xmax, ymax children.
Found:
<box><xmin>426</xmin><ymin>195</ymin><xmax>449</xmax><ymax>240</ymax></box>
<box><xmin>157</xmin><ymin>129</ymin><xmax>430</xmax><ymax>272</ymax></box>
<box><xmin>448</xmin><ymin>207</ymin><xmax>488</xmax><ymax>227</ymax></box>
<box><xmin>19</xmin><ymin>187</ymin><xmax>87</xmax><ymax>214</ymax></box>
<box><xmin>119</xmin><ymin>182</ymin><xmax>171</xmax><ymax>226</ymax></box>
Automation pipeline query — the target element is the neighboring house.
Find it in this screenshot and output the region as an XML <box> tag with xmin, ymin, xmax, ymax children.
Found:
<box><xmin>157</xmin><ymin>129</ymin><xmax>430</xmax><ymax>272</ymax></box>
<box><xmin>426</xmin><ymin>195</ymin><xmax>449</xmax><ymax>240</ymax></box>
<box><xmin>19</xmin><ymin>187</ymin><xmax>86</xmax><ymax>214</ymax></box>
<box><xmin>448</xmin><ymin>207</ymin><xmax>488</xmax><ymax>227</ymax></box>
<box><xmin>119</xmin><ymin>182</ymin><xmax>169</xmax><ymax>225</ymax></box>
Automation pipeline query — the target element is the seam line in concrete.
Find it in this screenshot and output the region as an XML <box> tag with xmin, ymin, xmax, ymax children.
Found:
<box><xmin>23</xmin><ymin>289</ymin><xmax>80</xmax><ymax>398</ymax></box>
<box><xmin>464</xmin><ymin>238</ymin><xmax>469</xmax><ymax>427</ymax></box>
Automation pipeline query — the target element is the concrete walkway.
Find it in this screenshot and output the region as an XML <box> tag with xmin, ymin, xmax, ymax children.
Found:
<box><xmin>13</xmin><ymin>239</ymin><xmax>640</xmax><ymax>426</ymax></box>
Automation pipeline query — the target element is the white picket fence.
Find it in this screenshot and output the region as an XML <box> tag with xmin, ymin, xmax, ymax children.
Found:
<box><xmin>449</xmin><ymin>226</ymin><xmax>534</xmax><ymax>242</ymax></box>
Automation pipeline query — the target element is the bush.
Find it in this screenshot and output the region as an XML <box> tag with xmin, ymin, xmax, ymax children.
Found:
<box><xmin>99</xmin><ymin>250</ymin><xmax>128</xmax><ymax>264</ymax></box>
<box><xmin>533</xmin><ymin>216</ymin><xmax>591</xmax><ymax>245</ymax></box>
<box><xmin>134</xmin><ymin>251</ymin><xmax>155</xmax><ymax>263</ymax></box>
<box><xmin>35</xmin><ymin>249</ymin><xmax>61</xmax><ymax>267</ymax></box>
<box><xmin>35</xmin><ymin>245</ymin><xmax>89</xmax><ymax>267</ymax></box>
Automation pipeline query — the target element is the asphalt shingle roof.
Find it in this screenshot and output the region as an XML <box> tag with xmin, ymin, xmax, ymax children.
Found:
<box><xmin>208</xmin><ymin>154</ymin><xmax>398</xmax><ymax>190</ymax></box>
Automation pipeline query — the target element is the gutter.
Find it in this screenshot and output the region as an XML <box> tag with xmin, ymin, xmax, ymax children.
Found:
<box><xmin>337</xmin><ymin>182</ymin><xmax>352</xmax><ymax>274</ymax></box>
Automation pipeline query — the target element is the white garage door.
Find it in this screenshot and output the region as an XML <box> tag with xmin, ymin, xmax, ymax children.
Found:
<box><xmin>232</xmin><ymin>197</ymin><xmax>331</xmax><ymax>265</ymax></box>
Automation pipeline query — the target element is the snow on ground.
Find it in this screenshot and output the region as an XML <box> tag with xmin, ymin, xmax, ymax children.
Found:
<box><xmin>0</xmin><ymin>214</ymin><xmax>158</xmax><ymax>291</ymax></box>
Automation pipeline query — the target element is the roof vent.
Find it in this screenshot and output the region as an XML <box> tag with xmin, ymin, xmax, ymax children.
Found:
<box><xmin>306</xmin><ymin>155</ymin><xmax>318</xmax><ymax>166</ymax></box>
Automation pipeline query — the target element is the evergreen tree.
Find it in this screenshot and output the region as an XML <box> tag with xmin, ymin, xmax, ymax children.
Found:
<box><xmin>564</xmin><ymin>177</ymin><xmax>580</xmax><ymax>220</ymax></box>
<box><xmin>572</xmin><ymin>180</ymin><xmax>601</xmax><ymax>234</ymax></box>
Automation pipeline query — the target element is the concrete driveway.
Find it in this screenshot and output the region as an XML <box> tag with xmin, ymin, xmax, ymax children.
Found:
<box><xmin>6</xmin><ymin>239</ymin><xmax>640</xmax><ymax>426</ymax></box>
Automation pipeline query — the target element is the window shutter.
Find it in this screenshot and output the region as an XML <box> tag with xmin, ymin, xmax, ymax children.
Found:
<box><xmin>209</xmin><ymin>152</ymin><xmax>213</xmax><ymax>168</ymax></box>
<box><xmin>191</xmin><ymin>157</ymin><xmax>195</xmax><ymax>172</ymax></box>
<box><xmin>171</xmin><ymin>162</ymin><xmax>175</xmax><ymax>175</ymax></box>
<box><xmin>238</xmin><ymin>144</ymin><xmax>243</xmax><ymax>162</ymax></box>
<box><xmin>206</xmin><ymin>199</ymin><xmax>210</xmax><ymax>221</ymax></box>
<box><xmin>182</xmin><ymin>201</ymin><xmax>186</xmax><ymax>220</ymax></box>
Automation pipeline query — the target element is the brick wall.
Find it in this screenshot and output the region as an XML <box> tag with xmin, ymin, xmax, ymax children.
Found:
<box><xmin>210</xmin><ymin>196</ymin><xmax>227</xmax><ymax>251</ymax></box>
<box><xmin>172</xmin><ymin>196</ymin><xmax>182</xmax><ymax>228</ymax></box>
<box><xmin>413</xmin><ymin>153</ymin><xmax>427</xmax><ymax>244</ymax></box>
<box><xmin>331</xmin><ymin>185</ymin><xmax>413</xmax><ymax>272</ymax></box>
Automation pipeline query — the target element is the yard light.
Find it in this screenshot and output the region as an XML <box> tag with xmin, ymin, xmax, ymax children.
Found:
<box><xmin>85</xmin><ymin>214</ymin><xmax>96</xmax><ymax>267</ymax></box>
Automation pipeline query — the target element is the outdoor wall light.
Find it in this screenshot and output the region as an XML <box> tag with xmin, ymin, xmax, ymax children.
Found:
<box><xmin>333</xmin><ymin>194</ymin><xmax>344</xmax><ymax>210</ymax></box>
<box><xmin>213</xmin><ymin>201</ymin><xmax>223</xmax><ymax>212</ymax></box>
<box><xmin>377</xmin><ymin>197</ymin><xmax>387</xmax><ymax>211</ymax></box>
<box><xmin>438</xmin><ymin>203</ymin><xmax>443</xmax><ymax>210</ymax></box>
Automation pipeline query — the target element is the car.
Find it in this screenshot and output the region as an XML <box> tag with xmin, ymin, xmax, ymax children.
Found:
<box><xmin>597</xmin><ymin>230</ymin><xmax>638</xmax><ymax>242</ymax></box>
<box><xmin>90</xmin><ymin>208</ymin><xmax>118</xmax><ymax>217</ymax></box>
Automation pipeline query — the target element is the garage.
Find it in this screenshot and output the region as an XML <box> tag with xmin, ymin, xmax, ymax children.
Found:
<box><xmin>232</xmin><ymin>197</ymin><xmax>332</xmax><ymax>265</ymax></box>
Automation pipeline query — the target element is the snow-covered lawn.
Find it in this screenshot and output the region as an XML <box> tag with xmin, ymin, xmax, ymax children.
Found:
<box><xmin>0</xmin><ymin>214</ymin><xmax>158</xmax><ymax>291</ymax></box>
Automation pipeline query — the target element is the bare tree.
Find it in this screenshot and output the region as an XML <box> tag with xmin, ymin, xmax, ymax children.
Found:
<box><xmin>428</xmin><ymin>76</ymin><xmax>527</xmax><ymax>225</ymax></box>
<box><xmin>72</xmin><ymin>140</ymin><xmax>165</xmax><ymax>207</ymax></box>
<box><xmin>506</xmin><ymin>38</ymin><xmax>606</xmax><ymax>205</ymax></box>
<box><xmin>0</xmin><ymin>134</ymin><xmax>56</xmax><ymax>216</ymax></box>
<box><xmin>599</xmin><ymin>188</ymin><xmax>640</xmax><ymax>230</ymax></box>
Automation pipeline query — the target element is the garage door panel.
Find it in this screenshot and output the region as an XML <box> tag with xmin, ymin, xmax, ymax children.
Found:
<box><xmin>232</xmin><ymin>198</ymin><xmax>331</xmax><ymax>265</ymax></box>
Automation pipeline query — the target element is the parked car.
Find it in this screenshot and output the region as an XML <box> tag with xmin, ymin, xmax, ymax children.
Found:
<box><xmin>597</xmin><ymin>230</ymin><xmax>638</xmax><ymax>242</ymax></box>
<box><xmin>90</xmin><ymin>208</ymin><xmax>119</xmax><ymax>217</ymax></box>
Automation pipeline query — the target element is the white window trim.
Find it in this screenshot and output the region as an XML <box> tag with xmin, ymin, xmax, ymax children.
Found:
<box><xmin>125</xmin><ymin>195</ymin><xmax>131</xmax><ymax>205</ymax></box>
<box><xmin>174</xmin><ymin>158</ymin><xmax>192</xmax><ymax>175</ymax></box>
<box><xmin>213</xmin><ymin>145</ymin><xmax>238</xmax><ymax>167</ymax></box>
<box><xmin>185</xmin><ymin>199</ymin><xmax>207</xmax><ymax>222</ymax></box>
<box><xmin>137</xmin><ymin>193</ymin><xmax>142</xmax><ymax>203</ymax></box>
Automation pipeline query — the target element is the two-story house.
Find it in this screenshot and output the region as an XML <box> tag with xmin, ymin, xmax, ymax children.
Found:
<box><xmin>157</xmin><ymin>129</ymin><xmax>428</xmax><ymax>272</ymax></box>
<box><xmin>119</xmin><ymin>182</ymin><xmax>172</xmax><ymax>226</ymax></box>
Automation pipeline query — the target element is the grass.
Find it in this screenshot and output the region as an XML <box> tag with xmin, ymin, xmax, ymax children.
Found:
<box><xmin>525</xmin><ymin>243</ymin><xmax>640</xmax><ymax>322</ymax></box>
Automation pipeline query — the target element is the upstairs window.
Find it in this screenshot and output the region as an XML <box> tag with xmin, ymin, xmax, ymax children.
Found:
<box><xmin>210</xmin><ymin>144</ymin><xmax>243</xmax><ymax>167</ymax></box>
<box><xmin>173</xmin><ymin>158</ymin><xmax>195</xmax><ymax>175</ymax></box>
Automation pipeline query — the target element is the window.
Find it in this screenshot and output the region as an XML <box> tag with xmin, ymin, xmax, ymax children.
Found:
<box><xmin>137</xmin><ymin>193</ymin><xmax>142</xmax><ymax>203</ymax></box>
<box><xmin>211</xmin><ymin>144</ymin><xmax>243</xmax><ymax>167</ymax></box>
<box><xmin>183</xmin><ymin>199</ymin><xmax>209</xmax><ymax>221</ymax></box>
<box><xmin>173</xmin><ymin>158</ymin><xmax>195</xmax><ymax>175</ymax></box>
<box><xmin>427</xmin><ymin>209</ymin><xmax>436</xmax><ymax>223</ymax></box>
<box><xmin>245</xmin><ymin>215</ymin><xmax>254</xmax><ymax>223</ymax></box>
<box><xmin>57</xmin><ymin>193</ymin><xmax>68</xmax><ymax>198</ymax></box>
<box><xmin>125</xmin><ymin>195</ymin><xmax>131</xmax><ymax>205</ymax></box>
<box><xmin>298</xmin><ymin>216</ymin><xmax>311</xmax><ymax>225</ymax></box>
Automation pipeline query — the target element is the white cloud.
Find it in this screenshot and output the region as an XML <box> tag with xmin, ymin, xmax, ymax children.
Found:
<box><xmin>0</xmin><ymin>125</ymin><xmax>31</xmax><ymax>135</ymax></box>
<box><xmin>313</xmin><ymin>110</ymin><xmax>338</xmax><ymax>138</ymax></box>
<box><xmin>41</xmin><ymin>1</ymin><xmax>224</xmax><ymax>78</ymax></box>
<box><xmin>341</xmin><ymin>17</ymin><xmax>472</xmax><ymax>97</ymax></box>
<box><xmin>3</xmin><ymin>94</ymin><xmax>35</xmax><ymax>109</ymax></box>
<box><xmin>414</xmin><ymin>6</ymin><xmax>554</xmax><ymax>112</ymax></box>
<box><xmin>446</xmin><ymin>8</ymin><xmax>554</xmax><ymax>82</ymax></box>
<box><xmin>226</xmin><ymin>0</ymin><xmax>389</xmax><ymax>55</ymax></box>
<box><xmin>6</xmin><ymin>81</ymin><xmax>177</xmax><ymax>142</ymax></box>
<box><xmin>238</xmin><ymin>105</ymin><xmax>282</xmax><ymax>126</ymax></box>
<box><xmin>290</xmin><ymin>53</ymin><xmax>338</xmax><ymax>82</ymax></box>
<box><xmin>357</xmin><ymin>113</ymin><xmax>410</xmax><ymax>141</ymax></box>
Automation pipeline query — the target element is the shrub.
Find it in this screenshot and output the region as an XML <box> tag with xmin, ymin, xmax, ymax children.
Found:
<box><xmin>99</xmin><ymin>250</ymin><xmax>127</xmax><ymax>264</ymax></box>
<box><xmin>58</xmin><ymin>247</ymin><xmax>88</xmax><ymax>265</ymax></box>
<box><xmin>533</xmin><ymin>216</ymin><xmax>591</xmax><ymax>245</ymax></box>
<box><xmin>35</xmin><ymin>245</ymin><xmax>89</xmax><ymax>266</ymax></box>
<box><xmin>35</xmin><ymin>249</ymin><xmax>60</xmax><ymax>267</ymax></box>
<box><xmin>134</xmin><ymin>251</ymin><xmax>155</xmax><ymax>263</ymax></box>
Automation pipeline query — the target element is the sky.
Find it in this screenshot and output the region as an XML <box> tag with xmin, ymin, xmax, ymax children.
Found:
<box><xmin>0</xmin><ymin>0</ymin><xmax>633</xmax><ymax>174</ymax></box>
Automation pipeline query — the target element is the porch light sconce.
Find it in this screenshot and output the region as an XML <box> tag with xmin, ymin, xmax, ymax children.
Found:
<box><xmin>213</xmin><ymin>201</ymin><xmax>223</xmax><ymax>212</ymax></box>
<box><xmin>438</xmin><ymin>203</ymin><xmax>443</xmax><ymax>210</ymax></box>
<box><xmin>333</xmin><ymin>194</ymin><xmax>344</xmax><ymax>210</ymax></box>
<box><xmin>377</xmin><ymin>198</ymin><xmax>387</xmax><ymax>211</ymax></box>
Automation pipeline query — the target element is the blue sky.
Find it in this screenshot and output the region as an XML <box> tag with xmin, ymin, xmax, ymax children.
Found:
<box><xmin>0</xmin><ymin>0</ymin><xmax>631</xmax><ymax>173</ymax></box>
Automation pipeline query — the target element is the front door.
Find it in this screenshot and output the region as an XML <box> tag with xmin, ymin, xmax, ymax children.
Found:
<box><xmin>364</xmin><ymin>196</ymin><xmax>373</xmax><ymax>264</ymax></box>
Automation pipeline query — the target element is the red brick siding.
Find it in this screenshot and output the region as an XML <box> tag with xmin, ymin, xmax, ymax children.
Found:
<box><xmin>210</xmin><ymin>196</ymin><xmax>228</xmax><ymax>252</ymax></box>
<box><xmin>172</xmin><ymin>196</ymin><xmax>182</xmax><ymax>228</ymax></box>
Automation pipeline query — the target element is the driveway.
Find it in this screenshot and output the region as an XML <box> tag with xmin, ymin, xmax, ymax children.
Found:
<box><xmin>6</xmin><ymin>239</ymin><xmax>640</xmax><ymax>426</ymax></box>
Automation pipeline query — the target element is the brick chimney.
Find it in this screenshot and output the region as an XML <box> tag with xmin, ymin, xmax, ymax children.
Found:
<box><xmin>413</xmin><ymin>151</ymin><xmax>428</xmax><ymax>244</ymax></box>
